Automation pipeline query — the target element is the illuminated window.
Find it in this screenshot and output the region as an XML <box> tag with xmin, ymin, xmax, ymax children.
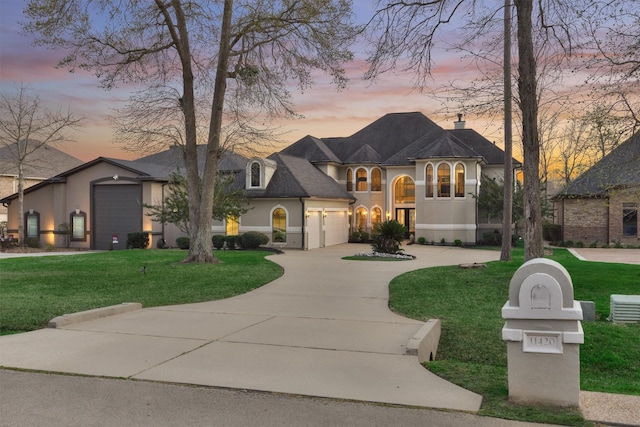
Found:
<box><xmin>346</xmin><ymin>168</ymin><xmax>353</xmax><ymax>192</ymax></box>
<box><xmin>356</xmin><ymin>168</ymin><xmax>367</xmax><ymax>191</ymax></box>
<box><xmin>455</xmin><ymin>163</ymin><xmax>465</xmax><ymax>197</ymax></box>
<box><xmin>71</xmin><ymin>211</ymin><xmax>86</xmax><ymax>241</ymax></box>
<box><xmin>272</xmin><ymin>208</ymin><xmax>286</xmax><ymax>242</ymax></box>
<box><xmin>394</xmin><ymin>176</ymin><xmax>415</xmax><ymax>204</ymax></box>
<box><xmin>437</xmin><ymin>164</ymin><xmax>451</xmax><ymax>198</ymax></box>
<box><xmin>371</xmin><ymin>168</ymin><xmax>381</xmax><ymax>192</ymax></box>
<box><xmin>371</xmin><ymin>207</ymin><xmax>382</xmax><ymax>225</ymax></box>
<box><xmin>226</xmin><ymin>215</ymin><xmax>239</xmax><ymax>236</ymax></box>
<box><xmin>356</xmin><ymin>207</ymin><xmax>368</xmax><ymax>232</ymax></box>
<box><xmin>425</xmin><ymin>164</ymin><xmax>433</xmax><ymax>198</ymax></box>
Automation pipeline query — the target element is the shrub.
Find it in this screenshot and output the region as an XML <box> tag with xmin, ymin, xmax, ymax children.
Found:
<box><xmin>350</xmin><ymin>232</ymin><xmax>361</xmax><ymax>242</ymax></box>
<box><xmin>589</xmin><ymin>240</ymin><xmax>599</xmax><ymax>248</ymax></box>
<box><xmin>176</xmin><ymin>236</ymin><xmax>190</xmax><ymax>249</ymax></box>
<box><xmin>417</xmin><ymin>236</ymin><xmax>426</xmax><ymax>245</ymax></box>
<box><xmin>240</xmin><ymin>231</ymin><xmax>269</xmax><ymax>249</ymax></box>
<box><xmin>225</xmin><ymin>235</ymin><xmax>237</xmax><ymax>250</ymax></box>
<box><xmin>440</xmin><ymin>238</ymin><xmax>446</xmax><ymax>245</ymax></box>
<box><xmin>360</xmin><ymin>231</ymin><xmax>370</xmax><ymax>242</ymax></box>
<box><xmin>212</xmin><ymin>235</ymin><xmax>225</xmax><ymax>250</ymax></box>
<box><xmin>454</xmin><ymin>239</ymin><xmax>463</xmax><ymax>247</ymax></box>
<box><xmin>25</xmin><ymin>237</ymin><xmax>41</xmax><ymax>248</ymax></box>
<box><xmin>272</xmin><ymin>231</ymin><xmax>286</xmax><ymax>243</ymax></box>
<box><xmin>542</xmin><ymin>223</ymin><xmax>562</xmax><ymax>242</ymax></box>
<box><xmin>574</xmin><ymin>241</ymin><xmax>584</xmax><ymax>248</ymax></box>
<box><xmin>126</xmin><ymin>232</ymin><xmax>149</xmax><ymax>249</ymax></box>
<box><xmin>371</xmin><ymin>220</ymin><xmax>406</xmax><ymax>254</ymax></box>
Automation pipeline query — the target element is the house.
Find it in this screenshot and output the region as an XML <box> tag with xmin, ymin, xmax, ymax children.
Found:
<box><xmin>553</xmin><ymin>132</ymin><xmax>640</xmax><ymax>246</ymax></box>
<box><xmin>0</xmin><ymin>143</ymin><xmax>82</xmax><ymax>223</ymax></box>
<box><xmin>1</xmin><ymin>112</ymin><xmax>516</xmax><ymax>250</ymax></box>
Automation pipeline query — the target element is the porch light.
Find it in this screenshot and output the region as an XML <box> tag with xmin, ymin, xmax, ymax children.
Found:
<box><xmin>386</xmin><ymin>211</ymin><xmax>391</xmax><ymax>219</ymax></box>
<box><xmin>305</xmin><ymin>209</ymin><xmax>310</xmax><ymax>217</ymax></box>
<box><xmin>75</xmin><ymin>208</ymin><xmax>80</xmax><ymax>215</ymax></box>
<box><xmin>322</xmin><ymin>210</ymin><xmax>328</xmax><ymax>217</ymax></box>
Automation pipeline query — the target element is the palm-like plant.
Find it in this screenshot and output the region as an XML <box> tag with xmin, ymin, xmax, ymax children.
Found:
<box><xmin>371</xmin><ymin>220</ymin><xmax>407</xmax><ymax>254</ymax></box>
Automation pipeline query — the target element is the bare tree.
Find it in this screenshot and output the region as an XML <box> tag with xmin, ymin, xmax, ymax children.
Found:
<box><xmin>25</xmin><ymin>0</ymin><xmax>357</xmax><ymax>263</ymax></box>
<box><xmin>0</xmin><ymin>84</ymin><xmax>81</xmax><ymax>246</ymax></box>
<box><xmin>501</xmin><ymin>0</ymin><xmax>514</xmax><ymax>261</ymax></box>
<box><xmin>553</xmin><ymin>117</ymin><xmax>591</xmax><ymax>186</ymax></box>
<box><xmin>364</xmin><ymin>0</ymin><xmax>588</xmax><ymax>259</ymax></box>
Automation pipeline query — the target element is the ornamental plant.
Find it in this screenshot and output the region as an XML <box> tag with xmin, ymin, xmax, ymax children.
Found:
<box><xmin>371</xmin><ymin>220</ymin><xmax>406</xmax><ymax>254</ymax></box>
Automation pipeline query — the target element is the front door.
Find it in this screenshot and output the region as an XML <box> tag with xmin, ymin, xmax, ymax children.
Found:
<box><xmin>395</xmin><ymin>208</ymin><xmax>415</xmax><ymax>236</ymax></box>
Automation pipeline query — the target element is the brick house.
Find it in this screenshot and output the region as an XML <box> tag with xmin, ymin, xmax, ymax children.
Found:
<box><xmin>553</xmin><ymin>132</ymin><xmax>640</xmax><ymax>246</ymax></box>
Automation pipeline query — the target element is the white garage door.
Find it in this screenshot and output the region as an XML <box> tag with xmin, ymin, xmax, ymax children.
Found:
<box><xmin>324</xmin><ymin>211</ymin><xmax>347</xmax><ymax>247</ymax></box>
<box><xmin>306</xmin><ymin>211</ymin><xmax>321</xmax><ymax>249</ymax></box>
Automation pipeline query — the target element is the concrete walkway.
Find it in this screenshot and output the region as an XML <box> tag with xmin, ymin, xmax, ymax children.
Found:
<box><xmin>0</xmin><ymin>245</ymin><xmax>500</xmax><ymax>412</ymax></box>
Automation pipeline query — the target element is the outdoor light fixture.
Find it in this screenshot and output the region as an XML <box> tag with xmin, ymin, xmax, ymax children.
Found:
<box><xmin>113</xmin><ymin>174</ymin><xmax>119</xmax><ymax>181</ymax></box>
<box><xmin>75</xmin><ymin>208</ymin><xmax>80</xmax><ymax>215</ymax></box>
<box><xmin>323</xmin><ymin>210</ymin><xmax>328</xmax><ymax>217</ymax></box>
<box><xmin>305</xmin><ymin>210</ymin><xmax>310</xmax><ymax>217</ymax></box>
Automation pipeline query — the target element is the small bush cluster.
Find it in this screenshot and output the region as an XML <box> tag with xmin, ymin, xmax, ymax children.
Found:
<box><xmin>239</xmin><ymin>231</ymin><xmax>269</xmax><ymax>249</ymax></box>
<box><xmin>126</xmin><ymin>232</ymin><xmax>149</xmax><ymax>249</ymax></box>
<box><xmin>176</xmin><ymin>236</ymin><xmax>190</xmax><ymax>249</ymax></box>
<box><xmin>212</xmin><ymin>235</ymin><xmax>225</xmax><ymax>249</ymax></box>
<box><xmin>25</xmin><ymin>237</ymin><xmax>41</xmax><ymax>248</ymax></box>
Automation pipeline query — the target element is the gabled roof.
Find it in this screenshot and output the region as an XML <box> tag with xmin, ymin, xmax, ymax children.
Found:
<box><xmin>345</xmin><ymin>144</ymin><xmax>382</xmax><ymax>164</ymax></box>
<box><xmin>0</xmin><ymin>142</ymin><xmax>82</xmax><ymax>178</ymax></box>
<box><xmin>447</xmin><ymin>129</ymin><xmax>521</xmax><ymax>166</ymax></box>
<box><xmin>555</xmin><ymin>132</ymin><xmax>640</xmax><ymax>198</ymax></box>
<box><xmin>245</xmin><ymin>153</ymin><xmax>354</xmax><ymax>200</ymax></box>
<box><xmin>136</xmin><ymin>145</ymin><xmax>247</xmax><ymax>172</ymax></box>
<box><xmin>279</xmin><ymin>135</ymin><xmax>342</xmax><ymax>163</ymax></box>
<box><xmin>385</xmin><ymin>132</ymin><xmax>482</xmax><ymax>166</ymax></box>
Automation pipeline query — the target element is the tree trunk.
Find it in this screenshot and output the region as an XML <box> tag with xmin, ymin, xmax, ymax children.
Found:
<box><xmin>500</xmin><ymin>0</ymin><xmax>513</xmax><ymax>261</ymax></box>
<box><xmin>17</xmin><ymin>161</ymin><xmax>25</xmax><ymax>247</ymax></box>
<box><xmin>515</xmin><ymin>0</ymin><xmax>543</xmax><ymax>260</ymax></box>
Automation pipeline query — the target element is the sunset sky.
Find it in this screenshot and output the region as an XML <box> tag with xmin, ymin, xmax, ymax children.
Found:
<box><xmin>1</xmin><ymin>1</ymin><xmax>506</xmax><ymax>162</ymax></box>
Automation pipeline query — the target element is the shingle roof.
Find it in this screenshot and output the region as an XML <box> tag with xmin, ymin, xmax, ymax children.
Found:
<box><xmin>447</xmin><ymin>128</ymin><xmax>520</xmax><ymax>166</ymax></box>
<box><xmin>0</xmin><ymin>142</ymin><xmax>82</xmax><ymax>178</ymax></box>
<box><xmin>555</xmin><ymin>132</ymin><xmax>640</xmax><ymax>197</ymax></box>
<box><xmin>135</xmin><ymin>145</ymin><xmax>246</xmax><ymax>172</ymax></box>
<box><xmin>245</xmin><ymin>153</ymin><xmax>354</xmax><ymax>200</ymax></box>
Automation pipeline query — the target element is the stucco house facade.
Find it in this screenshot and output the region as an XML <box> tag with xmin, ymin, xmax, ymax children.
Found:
<box><xmin>1</xmin><ymin>112</ymin><xmax>516</xmax><ymax>250</ymax></box>
<box><xmin>553</xmin><ymin>132</ymin><xmax>640</xmax><ymax>246</ymax></box>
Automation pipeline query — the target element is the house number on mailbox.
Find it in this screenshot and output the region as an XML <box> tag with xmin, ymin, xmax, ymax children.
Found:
<box><xmin>522</xmin><ymin>331</ymin><xmax>563</xmax><ymax>354</ymax></box>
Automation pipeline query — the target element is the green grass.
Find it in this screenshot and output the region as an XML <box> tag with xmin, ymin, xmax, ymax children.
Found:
<box><xmin>0</xmin><ymin>249</ymin><xmax>282</xmax><ymax>334</ymax></box>
<box><xmin>389</xmin><ymin>247</ymin><xmax>640</xmax><ymax>425</ymax></box>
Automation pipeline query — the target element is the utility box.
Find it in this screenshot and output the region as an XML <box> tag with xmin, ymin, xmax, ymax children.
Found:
<box><xmin>502</xmin><ymin>258</ymin><xmax>584</xmax><ymax>407</ymax></box>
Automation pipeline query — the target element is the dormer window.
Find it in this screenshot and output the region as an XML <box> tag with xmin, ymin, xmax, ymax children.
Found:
<box><xmin>250</xmin><ymin>162</ymin><xmax>261</xmax><ymax>187</ymax></box>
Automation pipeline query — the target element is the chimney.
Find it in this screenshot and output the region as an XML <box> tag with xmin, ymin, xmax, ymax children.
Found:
<box><xmin>454</xmin><ymin>113</ymin><xmax>465</xmax><ymax>130</ymax></box>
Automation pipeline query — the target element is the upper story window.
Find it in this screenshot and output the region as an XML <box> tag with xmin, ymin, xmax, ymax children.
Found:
<box><xmin>425</xmin><ymin>164</ymin><xmax>434</xmax><ymax>198</ymax></box>
<box><xmin>346</xmin><ymin>168</ymin><xmax>353</xmax><ymax>192</ymax></box>
<box><xmin>371</xmin><ymin>168</ymin><xmax>381</xmax><ymax>192</ymax></box>
<box><xmin>25</xmin><ymin>210</ymin><xmax>40</xmax><ymax>239</ymax></box>
<box><xmin>250</xmin><ymin>162</ymin><xmax>261</xmax><ymax>187</ymax></box>
<box><xmin>437</xmin><ymin>164</ymin><xmax>450</xmax><ymax>198</ymax></box>
<box><xmin>71</xmin><ymin>210</ymin><xmax>87</xmax><ymax>241</ymax></box>
<box><xmin>394</xmin><ymin>176</ymin><xmax>415</xmax><ymax>204</ymax></box>
<box><xmin>455</xmin><ymin>163</ymin><xmax>465</xmax><ymax>197</ymax></box>
<box><xmin>356</xmin><ymin>168</ymin><xmax>367</xmax><ymax>191</ymax></box>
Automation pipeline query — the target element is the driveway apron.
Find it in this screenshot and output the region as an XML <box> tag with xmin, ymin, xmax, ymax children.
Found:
<box><xmin>0</xmin><ymin>245</ymin><xmax>501</xmax><ymax>412</ymax></box>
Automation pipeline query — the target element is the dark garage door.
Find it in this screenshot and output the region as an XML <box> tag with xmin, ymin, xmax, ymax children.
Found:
<box><xmin>93</xmin><ymin>184</ymin><xmax>142</xmax><ymax>250</ymax></box>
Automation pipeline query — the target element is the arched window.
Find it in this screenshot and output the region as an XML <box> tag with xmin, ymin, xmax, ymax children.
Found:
<box><xmin>394</xmin><ymin>176</ymin><xmax>415</xmax><ymax>204</ymax></box>
<box><xmin>455</xmin><ymin>163</ymin><xmax>465</xmax><ymax>197</ymax></box>
<box><xmin>70</xmin><ymin>210</ymin><xmax>87</xmax><ymax>241</ymax></box>
<box><xmin>272</xmin><ymin>208</ymin><xmax>286</xmax><ymax>242</ymax></box>
<box><xmin>371</xmin><ymin>168</ymin><xmax>381</xmax><ymax>192</ymax></box>
<box><xmin>356</xmin><ymin>168</ymin><xmax>367</xmax><ymax>191</ymax></box>
<box><xmin>250</xmin><ymin>162</ymin><xmax>261</xmax><ymax>187</ymax></box>
<box><xmin>437</xmin><ymin>164</ymin><xmax>451</xmax><ymax>197</ymax></box>
<box><xmin>371</xmin><ymin>207</ymin><xmax>382</xmax><ymax>226</ymax></box>
<box><xmin>226</xmin><ymin>215</ymin><xmax>239</xmax><ymax>236</ymax></box>
<box><xmin>425</xmin><ymin>164</ymin><xmax>434</xmax><ymax>198</ymax></box>
<box><xmin>356</xmin><ymin>207</ymin><xmax>368</xmax><ymax>232</ymax></box>
<box><xmin>346</xmin><ymin>168</ymin><xmax>353</xmax><ymax>192</ymax></box>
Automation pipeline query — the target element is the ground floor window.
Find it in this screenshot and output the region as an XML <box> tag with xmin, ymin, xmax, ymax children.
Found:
<box><xmin>71</xmin><ymin>211</ymin><xmax>86</xmax><ymax>241</ymax></box>
<box><xmin>356</xmin><ymin>207</ymin><xmax>368</xmax><ymax>232</ymax></box>
<box><xmin>25</xmin><ymin>211</ymin><xmax>39</xmax><ymax>239</ymax></box>
<box><xmin>623</xmin><ymin>203</ymin><xmax>638</xmax><ymax>237</ymax></box>
<box><xmin>226</xmin><ymin>215</ymin><xmax>239</xmax><ymax>236</ymax></box>
<box><xmin>272</xmin><ymin>208</ymin><xmax>286</xmax><ymax>242</ymax></box>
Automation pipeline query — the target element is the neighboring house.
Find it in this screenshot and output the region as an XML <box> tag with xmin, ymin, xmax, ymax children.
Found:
<box><xmin>1</xmin><ymin>112</ymin><xmax>517</xmax><ymax>250</ymax></box>
<box><xmin>553</xmin><ymin>132</ymin><xmax>640</xmax><ymax>246</ymax></box>
<box><xmin>0</xmin><ymin>143</ymin><xmax>82</xmax><ymax>223</ymax></box>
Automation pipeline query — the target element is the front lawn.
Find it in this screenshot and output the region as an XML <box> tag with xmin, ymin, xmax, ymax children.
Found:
<box><xmin>0</xmin><ymin>249</ymin><xmax>282</xmax><ymax>335</ymax></box>
<box><xmin>389</xmin><ymin>247</ymin><xmax>640</xmax><ymax>425</ymax></box>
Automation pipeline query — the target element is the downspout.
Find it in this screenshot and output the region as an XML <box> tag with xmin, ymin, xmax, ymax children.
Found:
<box><xmin>299</xmin><ymin>197</ymin><xmax>306</xmax><ymax>250</ymax></box>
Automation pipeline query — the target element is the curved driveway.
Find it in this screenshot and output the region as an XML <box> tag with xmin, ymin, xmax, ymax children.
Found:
<box><xmin>0</xmin><ymin>245</ymin><xmax>501</xmax><ymax>411</ymax></box>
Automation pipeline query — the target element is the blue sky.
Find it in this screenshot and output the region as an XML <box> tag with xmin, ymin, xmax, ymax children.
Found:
<box><xmin>0</xmin><ymin>1</ymin><xmax>496</xmax><ymax>161</ymax></box>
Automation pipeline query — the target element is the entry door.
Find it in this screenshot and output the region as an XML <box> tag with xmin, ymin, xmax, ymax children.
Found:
<box><xmin>395</xmin><ymin>208</ymin><xmax>415</xmax><ymax>236</ymax></box>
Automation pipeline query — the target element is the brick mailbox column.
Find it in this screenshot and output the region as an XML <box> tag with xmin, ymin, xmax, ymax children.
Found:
<box><xmin>502</xmin><ymin>258</ymin><xmax>584</xmax><ymax>407</ymax></box>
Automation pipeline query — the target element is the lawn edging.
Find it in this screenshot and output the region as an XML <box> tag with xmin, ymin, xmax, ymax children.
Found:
<box><xmin>48</xmin><ymin>302</ymin><xmax>142</xmax><ymax>328</ymax></box>
<box><xmin>406</xmin><ymin>318</ymin><xmax>441</xmax><ymax>363</ymax></box>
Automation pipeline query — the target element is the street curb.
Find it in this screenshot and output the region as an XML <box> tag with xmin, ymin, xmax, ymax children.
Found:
<box><xmin>48</xmin><ymin>303</ymin><xmax>142</xmax><ymax>328</ymax></box>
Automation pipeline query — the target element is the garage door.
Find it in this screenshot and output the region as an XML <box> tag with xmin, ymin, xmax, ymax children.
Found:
<box><xmin>93</xmin><ymin>184</ymin><xmax>142</xmax><ymax>250</ymax></box>
<box><xmin>306</xmin><ymin>211</ymin><xmax>321</xmax><ymax>249</ymax></box>
<box><xmin>324</xmin><ymin>211</ymin><xmax>347</xmax><ymax>247</ymax></box>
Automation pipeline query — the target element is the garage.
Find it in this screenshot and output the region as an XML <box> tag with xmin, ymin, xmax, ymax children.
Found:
<box><xmin>92</xmin><ymin>183</ymin><xmax>142</xmax><ymax>250</ymax></box>
<box><xmin>306</xmin><ymin>211</ymin><xmax>321</xmax><ymax>249</ymax></box>
<box><xmin>324</xmin><ymin>210</ymin><xmax>348</xmax><ymax>247</ymax></box>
